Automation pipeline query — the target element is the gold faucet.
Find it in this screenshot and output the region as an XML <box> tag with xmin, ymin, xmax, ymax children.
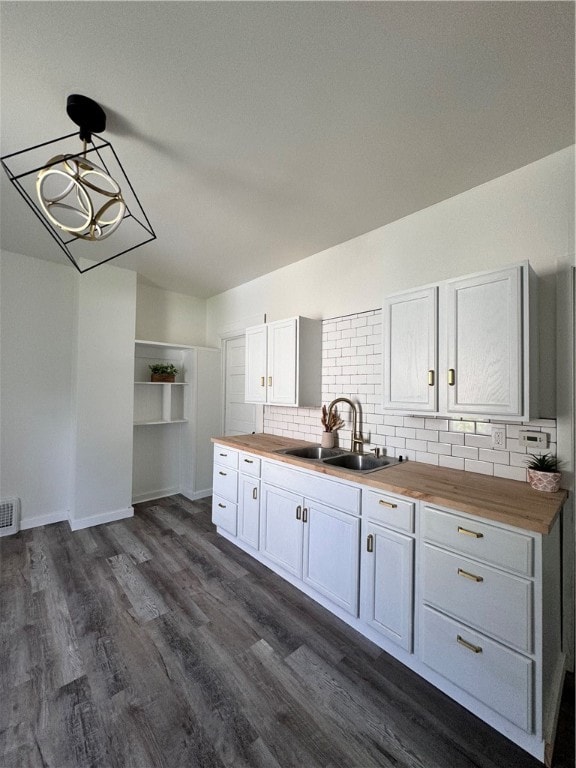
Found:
<box><xmin>327</xmin><ymin>397</ymin><xmax>364</xmax><ymax>453</ymax></box>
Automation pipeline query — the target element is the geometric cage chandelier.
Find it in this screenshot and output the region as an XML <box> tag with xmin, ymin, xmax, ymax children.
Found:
<box><xmin>1</xmin><ymin>94</ymin><xmax>156</xmax><ymax>273</ymax></box>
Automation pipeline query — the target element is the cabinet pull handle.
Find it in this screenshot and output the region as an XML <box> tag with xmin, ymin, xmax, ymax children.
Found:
<box><xmin>219</xmin><ymin>453</ymin><xmax>227</xmax><ymax>457</ymax></box>
<box><xmin>296</xmin><ymin>505</ymin><xmax>302</xmax><ymax>520</ymax></box>
<box><xmin>260</xmin><ymin>376</ymin><xmax>265</xmax><ymax>387</ymax></box>
<box><xmin>457</xmin><ymin>635</ymin><xmax>483</xmax><ymax>654</ymax></box>
<box><xmin>448</xmin><ymin>368</ymin><xmax>455</xmax><ymax>386</ymax></box>
<box><xmin>268</xmin><ymin>376</ymin><xmax>272</xmax><ymax>387</ymax></box>
<box><xmin>367</xmin><ymin>534</ymin><xmax>374</xmax><ymax>553</ymax></box>
<box><xmin>458</xmin><ymin>526</ymin><xmax>483</xmax><ymax>539</ymax></box>
<box><xmin>219</xmin><ymin>471</ymin><xmax>227</xmax><ymax>476</ymax></box>
<box><xmin>218</xmin><ymin>503</ymin><xmax>226</xmax><ymax>509</ymax></box>
<box><xmin>457</xmin><ymin>568</ymin><xmax>483</xmax><ymax>583</ymax></box>
<box><xmin>428</xmin><ymin>369</ymin><xmax>435</xmax><ymax>386</ymax></box>
<box><xmin>244</xmin><ymin>459</ymin><xmax>254</xmax><ymax>464</ymax></box>
<box><xmin>252</xmin><ymin>487</ymin><xmax>258</xmax><ymax>500</ymax></box>
<box><xmin>302</xmin><ymin>507</ymin><xmax>308</xmax><ymax>523</ymax></box>
<box><xmin>378</xmin><ymin>499</ymin><xmax>397</xmax><ymax>509</ymax></box>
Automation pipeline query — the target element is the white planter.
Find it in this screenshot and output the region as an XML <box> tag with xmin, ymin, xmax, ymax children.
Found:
<box><xmin>321</xmin><ymin>431</ymin><xmax>335</xmax><ymax>448</ymax></box>
<box><xmin>527</xmin><ymin>469</ymin><xmax>561</xmax><ymax>493</ymax></box>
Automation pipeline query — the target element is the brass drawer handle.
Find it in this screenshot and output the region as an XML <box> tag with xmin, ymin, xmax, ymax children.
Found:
<box><xmin>457</xmin><ymin>635</ymin><xmax>482</xmax><ymax>654</ymax></box>
<box><xmin>367</xmin><ymin>534</ymin><xmax>374</xmax><ymax>553</ymax></box>
<box><xmin>378</xmin><ymin>499</ymin><xmax>398</xmax><ymax>509</ymax></box>
<box><xmin>457</xmin><ymin>568</ymin><xmax>483</xmax><ymax>583</ymax></box>
<box><xmin>296</xmin><ymin>505</ymin><xmax>302</xmax><ymax>520</ymax></box>
<box><xmin>252</xmin><ymin>487</ymin><xmax>258</xmax><ymax>500</ymax></box>
<box><xmin>268</xmin><ymin>376</ymin><xmax>272</xmax><ymax>387</ymax></box>
<box><xmin>218</xmin><ymin>503</ymin><xmax>226</xmax><ymax>509</ymax></box>
<box><xmin>428</xmin><ymin>369</ymin><xmax>435</xmax><ymax>386</ymax></box>
<box><xmin>260</xmin><ymin>376</ymin><xmax>265</xmax><ymax>387</ymax></box>
<box><xmin>458</xmin><ymin>526</ymin><xmax>483</xmax><ymax>539</ymax></box>
<box><xmin>448</xmin><ymin>368</ymin><xmax>455</xmax><ymax>386</ymax></box>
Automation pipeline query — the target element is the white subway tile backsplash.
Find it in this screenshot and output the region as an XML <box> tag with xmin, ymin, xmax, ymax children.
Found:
<box><xmin>263</xmin><ymin>308</ymin><xmax>557</xmax><ymax>484</ymax></box>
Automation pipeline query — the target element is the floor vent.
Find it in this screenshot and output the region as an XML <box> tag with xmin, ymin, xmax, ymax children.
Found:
<box><xmin>0</xmin><ymin>498</ymin><xmax>21</xmax><ymax>537</ymax></box>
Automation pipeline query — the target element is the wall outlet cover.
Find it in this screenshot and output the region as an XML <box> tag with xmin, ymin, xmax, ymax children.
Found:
<box><xmin>492</xmin><ymin>426</ymin><xmax>506</xmax><ymax>450</ymax></box>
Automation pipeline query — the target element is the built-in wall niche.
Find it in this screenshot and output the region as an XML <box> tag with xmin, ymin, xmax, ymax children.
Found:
<box><xmin>134</xmin><ymin>340</ymin><xmax>188</xmax><ymax>425</ymax></box>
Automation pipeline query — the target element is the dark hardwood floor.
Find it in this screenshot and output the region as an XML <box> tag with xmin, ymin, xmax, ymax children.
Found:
<box><xmin>1</xmin><ymin>495</ymin><xmax>573</xmax><ymax>768</ymax></box>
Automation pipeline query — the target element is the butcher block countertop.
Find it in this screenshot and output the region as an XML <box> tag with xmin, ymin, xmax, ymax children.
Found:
<box><xmin>212</xmin><ymin>433</ymin><xmax>568</xmax><ymax>534</ymax></box>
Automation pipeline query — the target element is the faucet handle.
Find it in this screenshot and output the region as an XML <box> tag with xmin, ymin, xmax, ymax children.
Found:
<box><xmin>370</xmin><ymin>447</ymin><xmax>381</xmax><ymax>458</ymax></box>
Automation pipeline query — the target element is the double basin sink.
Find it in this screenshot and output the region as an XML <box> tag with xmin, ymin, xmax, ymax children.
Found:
<box><xmin>275</xmin><ymin>445</ymin><xmax>401</xmax><ymax>474</ymax></box>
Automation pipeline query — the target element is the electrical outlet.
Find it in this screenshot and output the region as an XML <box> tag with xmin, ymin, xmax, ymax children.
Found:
<box><xmin>492</xmin><ymin>426</ymin><xmax>506</xmax><ymax>450</ymax></box>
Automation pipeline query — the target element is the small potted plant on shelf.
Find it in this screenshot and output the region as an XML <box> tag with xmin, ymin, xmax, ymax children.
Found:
<box><xmin>149</xmin><ymin>363</ymin><xmax>179</xmax><ymax>383</ymax></box>
<box><xmin>525</xmin><ymin>453</ymin><xmax>562</xmax><ymax>493</ymax></box>
<box><xmin>320</xmin><ymin>404</ymin><xmax>345</xmax><ymax>448</ymax></box>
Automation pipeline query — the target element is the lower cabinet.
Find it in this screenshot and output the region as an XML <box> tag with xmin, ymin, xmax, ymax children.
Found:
<box><xmin>238</xmin><ymin>474</ymin><xmax>260</xmax><ymax>549</ymax></box>
<box><xmin>260</xmin><ymin>483</ymin><xmax>360</xmax><ymax>615</ymax></box>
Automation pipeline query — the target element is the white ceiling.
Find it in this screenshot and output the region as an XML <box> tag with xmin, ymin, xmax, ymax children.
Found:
<box><xmin>1</xmin><ymin>1</ymin><xmax>574</xmax><ymax>298</ymax></box>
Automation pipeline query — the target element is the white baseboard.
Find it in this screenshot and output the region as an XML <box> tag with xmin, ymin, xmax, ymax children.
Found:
<box><xmin>132</xmin><ymin>486</ymin><xmax>179</xmax><ymax>504</ymax></box>
<box><xmin>180</xmin><ymin>486</ymin><xmax>212</xmax><ymax>501</ymax></box>
<box><xmin>20</xmin><ymin>509</ymin><xmax>69</xmax><ymax>530</ymax></box>
<box><xmin>68</xmin><ymin>506</ymin><xmax>134</xmax><ymax>531</ymax></box>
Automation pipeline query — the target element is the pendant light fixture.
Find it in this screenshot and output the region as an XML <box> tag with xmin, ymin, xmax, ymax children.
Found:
<box><xmin>1</xmin><ymin>94</ymin><xmax>156</xmax><ymax>273</ymax></box>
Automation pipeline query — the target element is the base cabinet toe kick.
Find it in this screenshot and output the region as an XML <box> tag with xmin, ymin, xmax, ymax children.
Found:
<box><xmin>211</xmin><ymin>443</ymin><xmax>566</xmax><ymax>765</ymax></box>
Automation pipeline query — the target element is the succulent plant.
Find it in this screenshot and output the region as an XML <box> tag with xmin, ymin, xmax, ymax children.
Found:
<box><xmin>526</xmin><ymin>453</ymin><xmax>559</xmax><ymax>473</ymax></box>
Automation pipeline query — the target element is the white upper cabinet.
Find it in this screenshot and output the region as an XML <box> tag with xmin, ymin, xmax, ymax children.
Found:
<box><xmin>245</xmin><ymin>317</ymin><xmax>322</xmax><ymax>407</ymax></box>
<box><xmin>383</xmin><ymin>287</ymin><xmax>437</xmax><ymax>412</ymax></box>
<box><xmin>383</xmin><ymin>263</ymin><xmax>536</xmax><ymax>420</ymax></box>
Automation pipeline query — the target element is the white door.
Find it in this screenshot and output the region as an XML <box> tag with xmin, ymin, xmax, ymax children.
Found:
<box><xmin>267</xmin><ymin>318</ymin><xmax>297</xmax><ymax>405</ymax></box>
<box><xmin>383</xmin><ymin>287</ymin><xmax>437</xmax><ymax>411</ymax></box>
<box><xmin>361</xmin><ymin>521</ymin><xmax>414</xmax><ymax>651</ymax></box>
<box><xmin>259</xmin><ymin>484</ymin><xmax>303</xmax><ymax>577</ymax></box>
<box><xmin>302</xmin><ymin>500</ymin><xmax>360</xmax><ymax>616</ymax></box>
<box><xmin>238</xmin><ymin>475</ymin><xmax>260</xmax><ymax>549</ymax></box>
<box><xmin>224</xmin><ymin>335</ymin><xmax>258</xmax><ymax>435</ymax></box>
<box><xmin>446</xmin><ymin>266</ymin><xmax>522</xmax><ymax>416</ymax></box>
<box><xmin>245</xmin><ymin>325</ymin><xmax>268</xmax><ymax>404</ymax></box>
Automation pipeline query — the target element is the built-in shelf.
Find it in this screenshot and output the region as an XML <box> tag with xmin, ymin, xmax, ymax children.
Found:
<box><xmin>134</xmin><ymin>419</ymin><xmax>188</xmax><ymax>426</ymax></box>
<box><xmin>135</xmin><ymin>381</ymin><xmax>188</xmax><ymax>386</ymax></box>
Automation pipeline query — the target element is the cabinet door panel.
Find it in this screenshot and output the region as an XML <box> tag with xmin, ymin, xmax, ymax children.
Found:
<box><xmin>302</xmin><ymin>501</ymin><xmax>360</xmax><ymax>615</ymax></box>
<box><xmin>267</xmin><ymin>318</ymin><xmax>297</xmax><ymax>405</ymax></box>
<box><xmin>245</xmin><ymin>325</ymin><xmax>267</xmax><ymax>403</ymax></box>
<box><xmin>260</xmin><ymin>484</ymin><xmax>303</xmax><ymax>577</ymax></box>
<box><xmin>383</xmin><ymin>287</ymin><xmax>437</xmax><ymax>411</ymax></box>
<box><xmin>361</xmin><ymin>522</ymin><xmax>414</xmax><ymax>651</ymax></box>
<box><xmin>446</xmin><ymin>267</ymin><xmax>522</xmax><ymax>415</ymax></box>
<box><xmin>238</xmin><ymin>476</ymin><xmax>260</xmax><ymax>549</ymax></box>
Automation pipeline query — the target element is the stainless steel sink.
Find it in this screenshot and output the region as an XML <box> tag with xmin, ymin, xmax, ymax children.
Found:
<box><xmin>322</xmin><ymin>453</ymin><xmax>400</xmax><ymax>473</ymax></box>
<box><xmin>279</xmin><ymin>445</ymin><xmax>347</xmax><ymax>460</ymax></box>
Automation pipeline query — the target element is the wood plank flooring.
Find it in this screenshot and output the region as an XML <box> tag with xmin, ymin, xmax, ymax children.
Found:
<box><xmin>1</xmin><ymin>495</ymin><xmax>573</xmax><ymax>768</ymax></box>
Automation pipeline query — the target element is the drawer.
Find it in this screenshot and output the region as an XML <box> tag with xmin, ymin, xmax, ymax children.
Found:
<box><xmin>262</xmin><ymin>461</ymin><xmax>360</xmax><ymax>515</ymax></box>
<box><xmin>422</xmin><ymin>544</ymin><xmax>532</xmax><ymax>652</ymax></box>
<box><xmin>239</xmin><ymin>452</ymin><xmax>261</xmax><ymax>477</ymax></box>
<box><xmin>212</xmin><ymin>494</ymin><xmax>237</xmax><ymax>536</ymax></box>
<box><xmin>363</xmin><ymin>490</ymin><xmax>414</xmax><ymax>533</ymax></box>
<box><xmin>213</xmin><ymin>445</ymin><xmax>239</xmax><ymax>470</ymax></box>
<box><xmin>423</xmin><ymin>506</ymin><xmax>533</xmax><ymax>577</ymax></box>
<box><xmin>420</xmin><ymin>606</ymin><xmax>533</xmax><ymax>732</ymax></box>
<box><xmin>213</xmin><ymin>464</ymin><xmax>238</xmax><ymax>503</ymax></box>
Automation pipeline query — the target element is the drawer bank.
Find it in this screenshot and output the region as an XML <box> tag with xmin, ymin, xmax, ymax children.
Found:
<box><xmin>211</xmin><ymin>434</ymin><xmax>567</xmax><ymax>765</ymax></box>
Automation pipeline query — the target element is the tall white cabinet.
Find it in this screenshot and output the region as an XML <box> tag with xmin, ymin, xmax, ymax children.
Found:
<box><xmin>245</xmin><ymin>316</ymin><xmax>322</xmax><ymax>407</ymax></box>
<box><xmin>383</xmin><ymin>263</ymin><xmax>537</xmax><ymax>420</ymax></box>
<box><xmin>133</xmin><ymin>341</ymin><xmax>221</xmax><ymax>503</ymax></box>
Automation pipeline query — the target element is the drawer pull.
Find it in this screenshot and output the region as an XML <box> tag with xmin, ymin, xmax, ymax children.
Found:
<box><xmin>457</xmin><ymin>567</ymin><xmax>483</xmax><ymax>583</ymax></box>
<box><xmin>219</xmin><ymin>471</ymin><xmax>227</xmax><ymax>476</ymax></box>
<box><xmin>260</xmin><ymin>376</ymin><xmax>265</xmax><ymax>387</ymax></box>
<box><xmin>448</xmin><ymin>368</ymin><xmax>456</xmax><ymax>386</ymax></box>
<box><xmin>218</xmin><ymin>503</ymin><xmax>226</xmax><ymax>509</ymax></box>
<box><xmin>378</xmin><ymin>499</ymin><xmax>398</xmax><ymax>509</ymax></box>
<box><xmin>296</xmin><ymin>505</ymin><xmax>302</xmax><ymax>520</ymax></box>
<box><xmin>252</xmin><ymin>487</ymin><xmax>258</xmax><ymax>500</ymax></box>
<box><xmin>367</xmin><ymin>534</ymin><xmax>374</xmax><ymax>553</ymax></box>
<box><xmin>458</xmin><ymin>526</ymin><xmax>483</xmax><ymax>539</ymax></box>
<box><xmin>457</xmin><ymin>635</ymin><xmax>483</xmax><ymax>654</ymax></box>
<box><xmin>302</xmin><ymin>507</ymin><xmax>308</xmax><ymax>523</ymax></box>
<box><xmin>243</xmin><ymin>459</ymin><xmax>254</xmax><ymax>464</ymax></box>
<box><xmin>428</xmin><ymin>369</ymin><xmax>435</xmax><ymax>386</ymax></box>
<box><xmin>219</xmin><ymin>452</ymin><xmax>227</xmax><ymax>457</ymax></box>
<box><xmin>268</xmin><ymin>376</ymin><xmax>272</xmax><ymax>387</ymax></box>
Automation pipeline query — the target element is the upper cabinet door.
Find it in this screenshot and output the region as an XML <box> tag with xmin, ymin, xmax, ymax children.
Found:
<box><xmin>383</xmin><ymin>287</ymin><xmax>437</xmax><ymax>412</ymax></box>
<box><xmin>446</xmin><ymin>266</ymin><xmax>522</xmax><ymax>416</ymax></box>
<box><xmin>245</xmin><ymin>325</ymin><xmax>268</xmax><ymax>403</ymax></box>
<box><xmin>267</xmin><ymin>318</ymin><xmax>298</xmax><ymax>405</ymax></box>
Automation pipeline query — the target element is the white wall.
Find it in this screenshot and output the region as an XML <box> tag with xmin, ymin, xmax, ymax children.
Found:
<box><xmin>71</xmin><ymin>263</ymin><xmax>137</xmax><ymax>526</ymax></box>
<box><xmin>207</xmin><ymin>146</ymin><xmax>575</xmax><ymax>415</ymax></box>
<box><xmin>136</xmin><ymin>278</ymin><xmax>207</xmax><ymax>345</ymax></box>
<box><xmin>0</xmin><ymin>251</ymin><xmax>76</xmax><ymax>527</ymax></box>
